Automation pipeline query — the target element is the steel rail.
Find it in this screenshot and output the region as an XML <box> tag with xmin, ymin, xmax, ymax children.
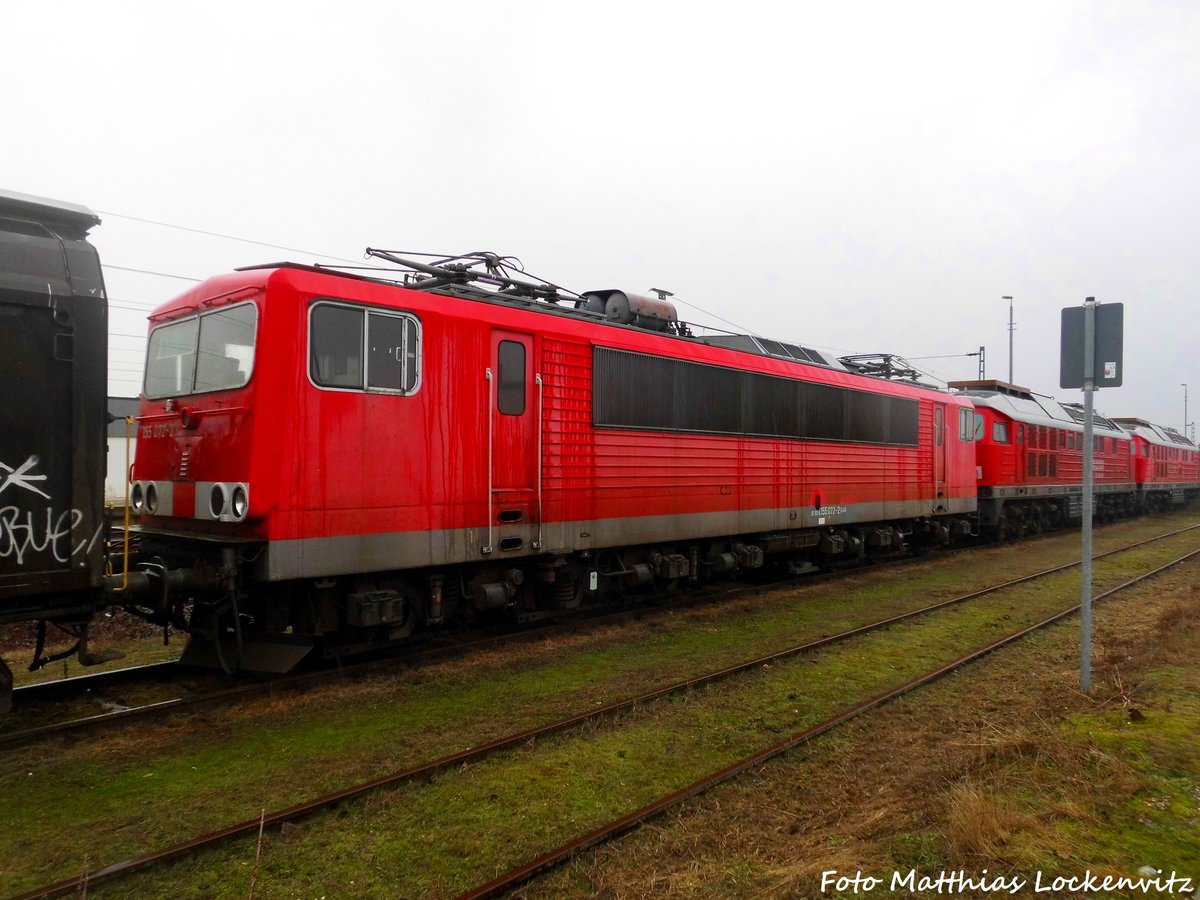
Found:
<box><xmin>457</xmin><ymin>546</ymin><xmax>1200</xmax><ymax>900</ymax></box>
<box><xmin>10</xmin><ymin>528</ymin><xmax>1198</xmax><ymax>900</ymax></box>
<box><xmin>0</xmin><ymin>576</ymin><xmax>779</xmax><ymax>751</ymax></box>
<box><xmin>0</xmin><ymin>533</ymin><xmax>976</xmax><ymax>749</ymax></box>
<box><xmin>8</xmin><ymin>521</ymin><xmax>1192</xmax><ymax>750</ymax></box>
<box><xmin>7</xmin><ymin>515</ymin><xmax>1163</xmax><ymax>730</ymax></box>
<box><xmin>10</xmin><ymin>660</ymin><xmax>179</xmax><ymax>703</ymax></box>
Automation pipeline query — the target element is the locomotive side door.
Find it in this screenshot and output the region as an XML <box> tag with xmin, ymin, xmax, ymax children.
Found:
<box><xmin>486</xmin><ymin>330</ymin><xmax>539</xmax><ymax>553</ymax></box>
<box><xmin>932</xmin><ymin>403</ymin><xmax>947</xmax><ymax>507</ymax></box>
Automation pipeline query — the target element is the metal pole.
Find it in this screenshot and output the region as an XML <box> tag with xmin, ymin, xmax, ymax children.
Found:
<box><xmin>978</xmin><ymin>345</ymin><xmax>985</xmax><ymax>380</ymax></box>
<box><xmin>1003</xmin><ymin>296</ymin><xmax>1014</xmax><ymax>383</ymax></box>
<box><xmin>1183</xmin><ymin>383</ymin><xmax>1189</xmax><ymax>437</ymax></box>
<box><xmin>1081</xmin><ymin>297</ymin><xmax>1096</xmax><ymax>695</ymax></box>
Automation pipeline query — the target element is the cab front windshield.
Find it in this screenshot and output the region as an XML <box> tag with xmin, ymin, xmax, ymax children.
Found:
<box><xmin>144</xmin><ymin>303</ymin><xmax>257</xmax><ymax>399</ymax></box>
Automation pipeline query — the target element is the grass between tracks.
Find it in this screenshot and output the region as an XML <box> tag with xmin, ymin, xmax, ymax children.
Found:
<box><xmin>0</xmin><ymin>512</ymin><xmax>1197</xmax><ymax>898</ymax></box>
<box><xmin>531</xmin><ymin>574</ymin><xmax>1200</xmax><ymax>897</ymax></box>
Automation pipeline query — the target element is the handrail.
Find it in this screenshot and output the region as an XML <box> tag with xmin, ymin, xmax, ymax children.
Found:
<box><xmin>534</xmin><ymin>373</ymin><xmax>544</xmax><ymax>550</ymax></box>
<box><xmin>483</xmin><ymin>368</ymin><xmax>494</xmax><ymax>555</ymax></box>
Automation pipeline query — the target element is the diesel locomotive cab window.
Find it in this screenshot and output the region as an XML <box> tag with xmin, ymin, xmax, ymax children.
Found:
<box><xmin>144</xmin><ymin>303</ymin><xmax>256</xmax><ymax>399</ymax></box>
<box><xmin>309</xmin><ymin>301</ymin><xmax>420</xmax><ymax>394</ymax></box>
<box><xmin>959</xmin><ymin>408</ymin><xmax>974</xmax><ymax>442</ymax></box>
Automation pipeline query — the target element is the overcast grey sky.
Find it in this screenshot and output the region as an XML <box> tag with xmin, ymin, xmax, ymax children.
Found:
<box><xmin>4</xmin><ymin>1</ymin><xmax>1198</xmax><ymax>432</ymax></box>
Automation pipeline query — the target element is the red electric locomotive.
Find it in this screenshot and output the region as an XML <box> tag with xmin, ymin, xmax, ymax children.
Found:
<box><xmin>948</xmin><ymin>380</ymin><xmax>1134</xmax><ymax>539</ymax></box>
<box><xmin>124</xmin><ymin>253</ymin><xmax>978</xmax><ymax>668</ymax></box>
<box><xmin>1111</xmin><ymin>417</ymin><xmax>1200</xmax><ymax>509</ymax></box>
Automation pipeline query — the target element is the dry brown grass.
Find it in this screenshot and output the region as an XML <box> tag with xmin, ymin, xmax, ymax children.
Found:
<box><xmin>943</xmin><ymin>781</ymin><xmax>1025</xmax><ymax>860</ymax></box>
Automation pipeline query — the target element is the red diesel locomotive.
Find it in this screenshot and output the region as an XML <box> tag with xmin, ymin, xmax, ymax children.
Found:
<box><xmin>124</xmin><ymin>253</ymin><xmax>978</xmax><ymax>668</ymax></box>
<box><xmin>949</xmin><ymin>380</ymin><xmax>1135</xmax><ymax>539</ymax></box>
<box><xmin>1111</xmin><ymin>417</ymin><xmax>1200</xmax><ymax>509</ymax></box>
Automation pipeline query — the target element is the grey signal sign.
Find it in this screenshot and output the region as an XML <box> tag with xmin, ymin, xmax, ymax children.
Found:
<box><xmin>1060</xmin><ymin>301</ymin><xmax>1123</xmax><ymax>389</ymax></box>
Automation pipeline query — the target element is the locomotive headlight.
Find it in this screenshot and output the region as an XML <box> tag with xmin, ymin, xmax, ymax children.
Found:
<box><xmin>230</xmin><ymin>484</ymin><xmax>248</xmax><ymax>520</ymax></box>
<box><xmin>209</xmin><ymin>483</ymin><xmax>227</xmax><ymax>519</ymax></box>
<box><xmin>131</xmin><ymin>482</ymin><xmax>145</xmax><ymax>512</ymax></box>
<box><xmin>145</xmin><ymin>483</ymin><xmax>159</xmax><ymax>514</ymax></box>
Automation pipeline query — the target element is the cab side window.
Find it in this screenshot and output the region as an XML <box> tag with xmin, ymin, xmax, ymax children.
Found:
<box><xmin>958</xmin><ymin>408</ymin><xmax>974</xmax><ymax>441</ymax></box>
<box><xmin>310</xmin><ymin>301</ymin><xmax>421</xmax><ymax>394</ymax></box>
<box><xmin>310</xmin><ymin>304</ymin><xmax>362</xmax><ymax>388</ymax></box>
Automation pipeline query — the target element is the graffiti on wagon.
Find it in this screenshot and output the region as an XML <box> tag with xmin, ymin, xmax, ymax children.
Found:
<box><xmin>0</xmin><ymin>455</ymin><xmax>102</xmax><ymax>566</ymax></box>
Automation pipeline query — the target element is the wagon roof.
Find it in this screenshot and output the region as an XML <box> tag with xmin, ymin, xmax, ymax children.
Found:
<box><xmin>0</xmin><ymin>188</ymin><xmax>100</xmax><ymax>237</ymax></box>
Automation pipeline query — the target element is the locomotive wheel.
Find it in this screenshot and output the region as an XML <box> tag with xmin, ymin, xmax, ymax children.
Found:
<box><xmin>193</xmin><ymin>600</ymin><xmax>244</xmax><ymax>675</ymax></box>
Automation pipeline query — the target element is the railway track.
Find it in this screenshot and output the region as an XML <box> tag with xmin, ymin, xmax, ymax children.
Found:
<box><xmin>0</xmin><ymin>517</ymin><xmax>1168</xmax><ymax>748</ymax></box>
<box><xmin>9</xmin><ymin>523</ymin><xmax>1198</xmax><ymax>900</ymax></box>
<box><xmin>8</xmin><ymin>659</ymin><xmax>179</xmax><ymax>704</ymax></box>
<box><xmin>456</xmin><ymin>544</ymin><xmax>1200</xmax><ymax>900</ymax></box>
<box><xmin>0</xmin><ymin>574</ymin><xmax>791</xmax><ymax>750</ymax></box>
<box><xmin>0</xmin><ymin>534</ymin><xmax>988</xmax><ymax>749</ymax></box>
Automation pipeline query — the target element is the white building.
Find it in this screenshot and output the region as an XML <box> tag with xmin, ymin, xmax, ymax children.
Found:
<box><xmin>105</xmin><ymin>397</ymin><xmax>140</xmax><ymax>507</ymax></box>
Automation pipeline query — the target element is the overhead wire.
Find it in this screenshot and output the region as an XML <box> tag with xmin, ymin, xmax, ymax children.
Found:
<box><xmin>98</xmin><ymin>210</ymin><xmax>770</xmax><ymax>349</ymax></box>
<box><xmin>96</xmin><ymin>209</ymin><xmax>952</xmax><ymax>386</ymax></box>
<box><xmin>96</xmin><ymin>209</ymin><xmax>363</xmax><ymax>266</ymax></box>
<box><xmin>668</xmin><ymin>294</ymin><xmax>755</xmax><ymax>335</ymax></box>
<box><xmin>670</xmin><ymin>294</ymin><xmax>863</xmax><ymax>359</ymax></box>
<box><xmin>104</xmin><ymin>264</ymin><xmax>203</xmax><ymax>282</ymax></box>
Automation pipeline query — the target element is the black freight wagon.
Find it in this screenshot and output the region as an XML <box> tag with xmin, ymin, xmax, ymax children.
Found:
<box><xmin>0</xmin><ymin>189</ymin><xmax>109</xmax><ymax>711</ymax></box>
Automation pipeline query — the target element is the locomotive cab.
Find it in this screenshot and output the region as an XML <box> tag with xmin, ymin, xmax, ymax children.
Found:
<box><xmin>134</xmin><ymin>290</ymin><xmax>259</xmax><ymax>526</ymax></box>
<box><xmin>125</xmin><ymin>276</ymin><xmax>283</xmax><ymax>669</ymax></box>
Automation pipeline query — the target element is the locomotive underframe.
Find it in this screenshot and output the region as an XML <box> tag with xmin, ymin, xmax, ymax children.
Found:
<box><xmin>1140</xmin><ymin>484</ymin><xmax>1200</xmax><ymax>511</ymax></box>
<box><xmin>116</xmin><ymin>511</ymin><xmax>976</xmax><ymax>673</ymax></box>
<box><xmin>976</xmin><ymin>482</ymin><xmax>1193</xmax><ymax>540</ymax></box>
